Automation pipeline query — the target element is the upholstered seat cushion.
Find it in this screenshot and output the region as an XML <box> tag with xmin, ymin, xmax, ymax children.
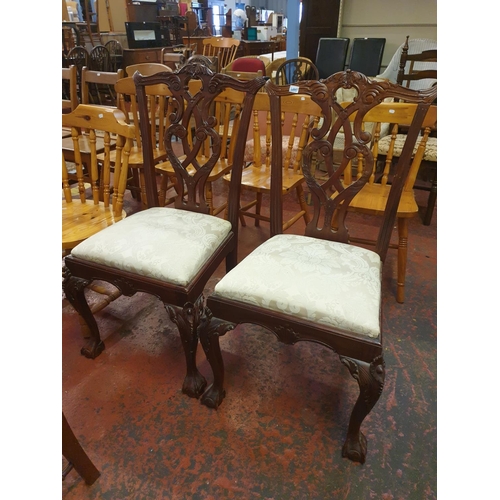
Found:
<box><xmin>244</xmin><ymin>136</ymin><xmax>301</xmax><ymax>165</ymax></box>
<box><xmin>71</xmin><ymin>207</ymin><xmax>232</xmax><ymax>286</ymax></box>
<box><xmin>378</xmin><ymin>134</ymin><xmax>437</xmax><ymax>162</ymax></box>
<box><xmin>213</xmin><ymin>234</ymin><xmax>382</xmax><ymax>338</ymax></box>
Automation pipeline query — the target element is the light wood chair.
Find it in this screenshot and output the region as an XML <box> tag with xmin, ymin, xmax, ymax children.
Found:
<box><xmin>112</xmin><ymin>75</ymin><xmax>174</xmax><ymax>205</ymax></box>
<box><xmin>125</xmin><ymin>63</ymin><xmax>173</xmax><ymax>77</ymax></box>
<box><xmin>202</xmin><ymin>36</ymin><xmax>240</xmax><ymax>72</ymax></box>
<box><xmin>62</xmin><ymin>65</ymin><xmax>79</xmax><ymax>114</ymax></box>
<box><xmin>198</xmin><ymin>73</ymin><xmax>437</xmax><ymax>464</ymax></box>
<box><xmin>80</xmin><ymin>66</ymin><xmax>124</xmax><ymax>106</ymax></box>
<box><xmin>62</xmin><ymin>63</ymin><xmax>265</xmax><ymax>397</ymax></box>
<box><xmin>325</xmin><ymin>73</ymin><xmax>437</xmax><ymax>304</ymax></box>
<box><xmin>62</xmin><ymin>104</ymin><xmax>135</xmax><ymax>253</ymax></box>
<box><xmin>228</xmin><ymin>91</ymin><xmax>322</xmax><ymax>232</ymax></box>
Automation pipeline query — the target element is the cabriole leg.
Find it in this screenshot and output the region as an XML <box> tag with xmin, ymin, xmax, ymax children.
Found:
<box><xmin>199</xmin><ymin>307</ymin><xmax>235</xmax><ymax>409</ymax></box>
<box><xmin>340</xmin><ymin>355</ymin><xmax>385</xmax><ymax>464</ymax></box>
<box><xmin>63</xmin><ymin>268</ymin><xmax>105</xmax><ymax>359</ymax></box>
<box><xmin>165</xmin><ymin>296</ymin><xmax>207</xmax><ymax>398</ymax></box>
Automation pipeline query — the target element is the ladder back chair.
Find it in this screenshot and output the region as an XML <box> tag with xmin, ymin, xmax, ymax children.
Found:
<box><xmin>198</xmin><ymin>72</ymin><xmax>437</xmax><ymax>464</ymax></box>
<box><xmin>202</xmin><ymin>36</ymin><xmax>240</xmax><ymax>72</ymax></box>
<box><xmin>229</xmin><ymin>91</ymin><xmax>322</xmax><ymax>232</ymax></box>
<box><xmin>63</xmin><ymin>63</ymin><xmax>265</xmax><ymax>398</ymax></box>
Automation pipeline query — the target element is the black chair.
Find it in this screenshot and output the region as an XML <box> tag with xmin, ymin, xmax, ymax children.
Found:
<box><xmin>347</xmin><ymin>38</ymin><xmax>386</xmax><ymax>76</ymax></box>
<box><xmin>315</xmin><ymin>37</ymin><xmax>349</xmax><ymax>79</ymax></box>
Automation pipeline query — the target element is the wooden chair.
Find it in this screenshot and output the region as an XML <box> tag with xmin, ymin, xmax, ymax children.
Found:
<box><xmin>66</xmin><ymin>45</ymin><xmax>89</xmax><ymax>82</ymax></box>
<box><xmin>62</xmin><ymin>413</ymin><xmax>100</xmax><ymax>485</ymax></box>
<box><xmin>62</xmin><ymin>65</ymin><xmax>79</xmax><ymax>114</ymax></box>
<box><xmin>62</xmin><ymin>63</ymin><xmax>265</xmax><ymax>398</ymax></box>
<box><xmin>156</xmin><ymin>82</ymin><xmax>250</xmax><ymax>215</ymax></box>
<box><xmin>80</xmin><ymin>66</ymin><xmax>124</xmax><ymax>106</ymax></box>
<box><xmin>89</xmin><ymin>44</ymin><xmax>111</xmax><ymax>72</ymax></box>
<box><xmin>392</xmin><ymin>36</ymin><xmax>438</xmax><ymax>225</ymax></box>
<box><xmin>198</xmin><ymin>73</ymin><xmax>437</xmax><ymax>464</ymax></box>
<box><xmin>223</xmin><ymin>56</ymin><xmax>266</xmax><ymax>81</ymax></box>
<box><xmin>229</xmin><ymin>91</ymin><xmax>322</xmax><ymax>232</ymax></box>
<box><xmin>397</xmin><ymin>36</ymin><xmax>437</xmax><ymax>89</ymax></box>
<box><xmin>62</xmin><ymin>104</ymin><xmax>134</xmax><ymax>253</ymax></box>
<box><xmin>202</xmin><ymin>36</ymin><xmax>240</xmax><ymax>72</ymax></box>
<box><xmin>274</xmin><ymin>57</ymin><xmax>319</xmax><ymax>85</ymax></box>
<box><xmin>125</xmin><ymin>63</ymin><xmax>173</xmax><ymax>77</ymax></box>
<box><xmin>105</xmin><ymin>39</ymin><xmax>123</xmax><ymax>72</ymax></box>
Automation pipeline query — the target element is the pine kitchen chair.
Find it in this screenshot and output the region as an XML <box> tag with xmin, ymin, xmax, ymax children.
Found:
<box><xmin>198</xmin><ymin>72</ymin><xmax>437</xmax><ymax>463</ymax></box>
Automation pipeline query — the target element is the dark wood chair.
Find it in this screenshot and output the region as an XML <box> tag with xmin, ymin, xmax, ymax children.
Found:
<box><xmin>274</xmin><ymin>57</ymin><xmax>319</xmax><ymax>84</ymax></box>
<box><xmin>89</xmin><ymin>44</ymin><xmax>111</xmax><ymax>72</ymax></box>
<box><xmin>62</xmin><ymin>413</ymin><xmax>100</xmax><ymax>485</ymax></box>
<box><xmin>393</xmin><ymin>35</ymin><xmax>438</xmax><ymax>225</ymax></box>
<box><xmin>198</xmin><ymin>72</ymin><xmax>437</xmax><ymax>463</ymax></box>
<box><xmin>105</xmin><ymin>39</ymin><xmax>123</xmax><ymax>72</ymax></box>
<box><xmin>62</xmin><ymin>63</ymin><xmax>265</xmax><ymax>398</ymax></box>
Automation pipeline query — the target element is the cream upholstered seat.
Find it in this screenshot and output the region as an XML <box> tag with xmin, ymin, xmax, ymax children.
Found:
<box><xmin>72</xmin><ymin>208</ymin><xmax>232</xmax><ymax>287</ymax></box>
<box><xmin>212</xmin><ymin>234</ymin><xmax>381</xmax><ymax>337</ymax></box>
<box><xmin>378</xmin><ymin>134</ymin><xmax>437</xmax><ymax>162</ymax></box>
<box><xmin>199</xmin><ymin>73</ymin><xmax>437</xmax><ymax>465</ymax></box>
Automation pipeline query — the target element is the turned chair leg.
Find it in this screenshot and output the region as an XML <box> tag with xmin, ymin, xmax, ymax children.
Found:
<box><xmin>340</xmin><ymin>355</ymin><xmax>385</xmax><ymax>464</ymax></box>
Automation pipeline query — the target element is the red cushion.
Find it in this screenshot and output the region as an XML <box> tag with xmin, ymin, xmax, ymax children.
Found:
<box><xmin>232</xmin><ymin>57</ymin><xmax>266</xmax><ymax>73</ymax></box>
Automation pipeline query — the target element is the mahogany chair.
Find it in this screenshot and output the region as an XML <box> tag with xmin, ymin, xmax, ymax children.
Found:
<box><xmin>62</xmin><ymin>413</ymin><xmax>100</xmax><ymax>485</ymax></box>
<box><xmin>228</xmin><ymin>91</ymin><xmax>322</xmax><ymax>232</ymax></box>
<box><xmin>274</xmin><ymin>57</ymin><xmax>319</xmax><ymax>85</ymax></box>
<box><xmin>198</xmin><ymin>72</ymin><xmax>437</xmax><ymax>463</ymax></box>
<box><xmin>202</xmin><ymin>36</ymin><xmax>240</xmax><ymax>72</ymax></box>
<box><xmin>66</xmin><ymin>45</ymin><xmax>89</xmax><ymax>84</ymax></box>
<box><xmin>156</xmin><ymin>83</ymin><xmax>251</xmax><ymax>215</ymax></box>
<box><xmin>62</xmin><ymin>63</ymin><xmax>265</xmax><ymax>398</ymax></box>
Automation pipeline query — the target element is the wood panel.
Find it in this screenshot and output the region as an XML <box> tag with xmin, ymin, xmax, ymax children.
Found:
<box><xmin>299</xmin><ymin>0</ymin><xmax>342</xmax><ymax>63</ymax></box>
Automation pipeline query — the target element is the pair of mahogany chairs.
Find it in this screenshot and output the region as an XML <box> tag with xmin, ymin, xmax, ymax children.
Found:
<box><xmin>63</xmin><ymin>63</ymin><xmax>436</xmax><ymax>463</ymax></box>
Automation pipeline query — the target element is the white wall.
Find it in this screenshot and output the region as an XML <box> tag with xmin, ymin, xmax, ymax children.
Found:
<box><xmin>340</xmin><ymin>0</ymin><xmax>437</xmax><ymax>69</ymax></box>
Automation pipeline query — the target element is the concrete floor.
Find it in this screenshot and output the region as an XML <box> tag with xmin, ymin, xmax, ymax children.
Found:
<box><xmin>62</xmin><ymin>183</ymin><xmax>436</xmax><ymax>499</ymax></box>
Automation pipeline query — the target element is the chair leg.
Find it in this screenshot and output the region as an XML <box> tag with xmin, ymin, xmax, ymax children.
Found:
<box><xmin>165</xmin><ymin>296</ymin><xmax>207</xmax><ymax>398</ymax></box>
<box><xmin>63</xmin><ymin>268</ymin><xmax>105</xmax><ymax>359</ymax></box>
<box><xmin>62</xmin><ymin>413</ymin><xmax>100</xmax><ymax>485</ymax></box>
<box><xmin>340</xmin><ymin>355</ymin><xmax>385</xmax><ymax>464</ymax></box>
<box><xmin>396</xmin><ymin>217</ymin><xmax>409</xmax><ymax>304</ymax></box>
<box><xmin>199</xmin><ymin>308</ymin><xmax>235</xmax><ymax>409</ymax></box>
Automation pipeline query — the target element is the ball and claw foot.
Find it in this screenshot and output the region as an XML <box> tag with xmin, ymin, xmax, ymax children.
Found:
<box><xmin>80</xmin><ymin>340</ymin><xmax>105</xmax><ymax>359</ymax></box>
<box><xmin>200</xmin><ymin>384</ymin><xmax>226</xmax><ymax>409</ymax></box>
<box><xmin>342</xmin><ymin>431</ymin><xmax>367</xmax><ymax>464</ymax></box>
<box><xmin>182</xmin><ymin>372</ymin><xmax>207</xmax><ymax>398</ymax></box>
